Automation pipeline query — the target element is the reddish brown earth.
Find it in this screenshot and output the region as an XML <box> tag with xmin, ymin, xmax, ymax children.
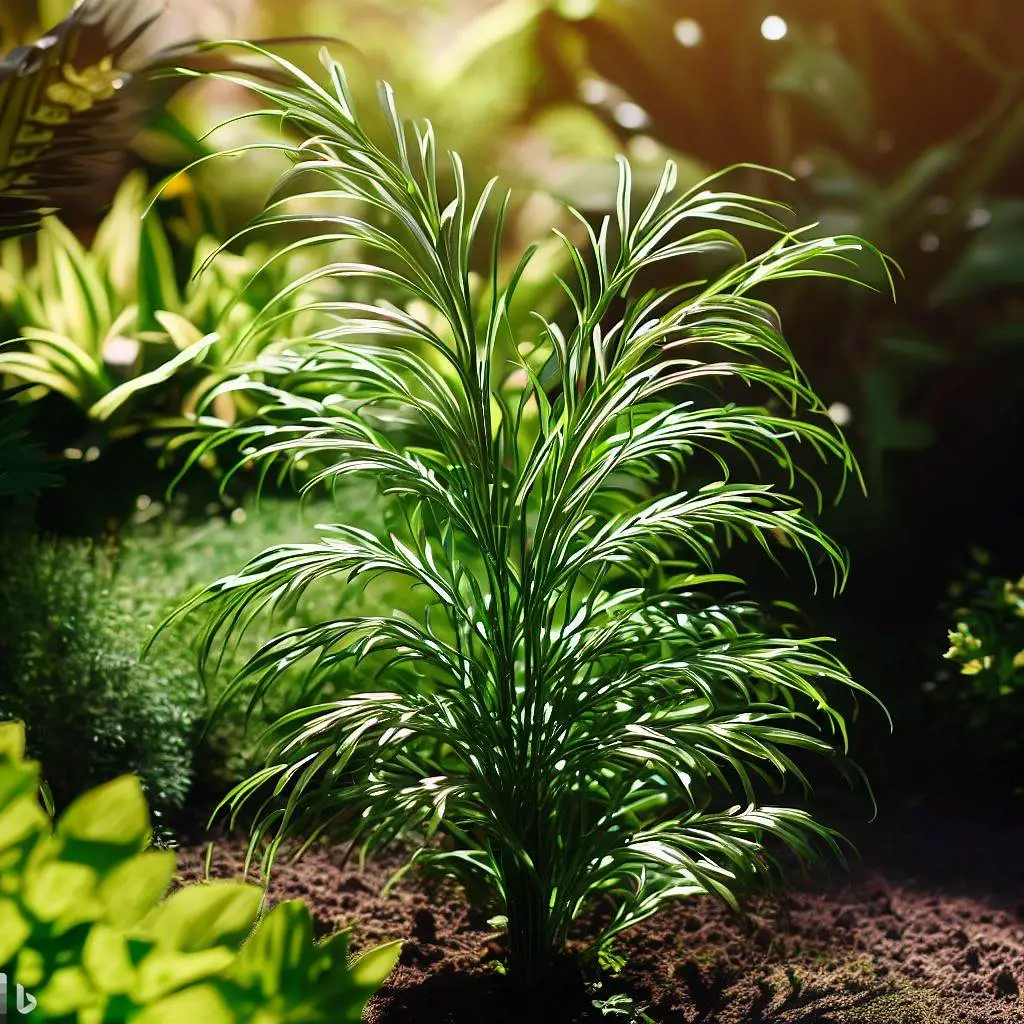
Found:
<box><xmin>176</xmin><ymin>807</ymin><xmax>1024</xmax><ymax>1023</ymax></box>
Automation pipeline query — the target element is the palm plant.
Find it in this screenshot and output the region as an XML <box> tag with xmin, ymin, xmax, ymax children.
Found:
<box><xmin>166</xmin><ymin>47</ymin><xmax>891</xmax><ymax>985</ymax></box>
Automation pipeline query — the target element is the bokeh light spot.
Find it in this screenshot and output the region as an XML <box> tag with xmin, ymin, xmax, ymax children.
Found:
<box><xmin>579</xmin><ymin>77</ymin><xmax>610</xmax><ymax>105</ymax></box>
<box><xmin>761</xmin><ymin>15</ymin><xmax>788</xmax><ymax>41</ymax></box>
<box><xmin>673</xmin><ymin>18</ymin><xmax>703</xmax><ymax>48</ymax></box>
<box><xmin>828</xmin><ymin>402</ymin><xmax>853</xmax><ymax>427</ymax></box>
<box><xmin>557</xmin><ymin>0</ymin><xmax>599</xmax><ymax>20</ymax></box>
<box><xmin>628</xmin><ymin>135</ymin><xmax>661</xmax><ymax>162</ymax></box>
<box><xmin>614</xmin><ymin>102</ymin><xmax>650</xmax><ymax>130</ymax></box>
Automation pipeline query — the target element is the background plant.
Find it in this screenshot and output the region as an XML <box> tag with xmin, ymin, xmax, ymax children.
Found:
<box><xmin>0</xmin><ymin>171</ymin><xmax>333</xmax><ymax>435</ymax></box>
<box><xmin>937</xmin><ymin>550</ymin><xmax>1024</xmax><ymax>770</ymax></box>
<box><xmin>0</xmin><ymin>720</ymin><xmax>400</xmax><ymax>1023</ymax></box>
<box><xmin>442</xmin><ymin>0</ymin><xmax>1024</xmax><ymax>503</ymax></box>
<box><xmin>0</xmin><ymin>0</ymin><xmax>313</xmax><ymax>240</ymax></box>
<box><xmin>164</xmin><ymin>48</ymin><xmax>888</xmax><ymax>985</ymax></box>
<box><xmin>0</xmin><ymin>532</ymin><xmax>202</xmax><ymax>818</ymax></box>
<box><xmin>0</xmin><ymin>479</ymin><xmax>424</xmax><ymax>820</ymax></box>
<box><xmin>0</xmin><ymin>169</ymin><xmax>349</xmax><ymax>534</ymax></box>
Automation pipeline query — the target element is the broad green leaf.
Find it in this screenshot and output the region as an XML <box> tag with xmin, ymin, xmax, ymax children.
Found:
<box><xmin>0</xmin><ymin>896</ymin><xmax>30</xmax><ymax>962</ymax></box>
<box><xmin>36</xmin><ymin>964</ymin><xmax>97</xmax><ymax>1017</ymax></box>
<box><xmin>15</xmin><ymin>945</ymin><xmax>44</xmax><ymax>986</ymax></box>
<box><xmin>57</xmin><ymin>776</ymin><xmax>150</xmax><ymax>850</ymax></box>
<box><xmin>135</xmin><ymin>948</ymin><xmax>238</xmax><ymax>1003</ymax></box>
<box><xmin>0</xmin><ymin>721</ymin><xmax>27</xmax><ymax>761</ymax></box>
<box><xmin>155</xmin><ymin>310</ymin><xmax>206</xmax><ymax>351</ymax></box>
<box><xmin>132</xmin><ymin>983</ymin><xmax>236</xmax><ymax>1024</ymax></box>
<box><xmin>230</xmin><ymin>900</ymin><xmax>314</xmax><ymax>998</ymax></box>
<box><xmin>82</xmin><ymin>923</ymin><xmax>136</xmax><ymax>994</ymax></box>
<box><xmin>0</xmin><ymin>786</ymin><xmax>48</xmax><ymax>852</ymax></box>
<box><xmin>99</xmin><ymin>851</ymin><xmax>177</xmax><ymax>929</ymax></box>
<box><xmin>23</xmin><ymin>861</ymin><xmax>97</xmax><ymax>922</ymax></box>
<box><xmin>93</xmin><ymin>171</ymin><xmax>148</xmax><ymax>297</ymax></box>
<box><xmin>348</xmin><ymin>938</ymin><xmax>403</xmax><ymax>989</ymax></box>
<box><xmin>138</xmin><ymin>881</ymin><xmax>263</xmax><ymax>953</ymax></box>
<box><xmin>88</xmin><ymin>333</ymin><xmax>219</xmax><ymax>422</ymax></box>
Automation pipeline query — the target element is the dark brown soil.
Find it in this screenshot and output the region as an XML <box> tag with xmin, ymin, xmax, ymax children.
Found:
<box><xmin>176</xmin><ymin>807</ymin><xmax>1024</xmax><ymax>1023</ymax></box>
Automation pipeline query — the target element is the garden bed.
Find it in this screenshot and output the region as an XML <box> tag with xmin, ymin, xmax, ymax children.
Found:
<box><xmin>177</xmin><ymin>806</ymin><xmax>1024</xmax><ymax>1023</ymax></box>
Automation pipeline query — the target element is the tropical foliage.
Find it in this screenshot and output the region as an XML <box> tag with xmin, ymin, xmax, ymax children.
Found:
<box><xmin>0</xmin><ymin>482</ymin><xmax>424</xmax><ymax>823</ymax></box>
<box><xmin>162</xmin><ymin>47</ymin><xmax>889</xmax><ymax>983</ymax></box>
<box><xmin>0</xmin><ymin>720</ymin><xmax>400</xmax><ymax>1023</ymax></box>
<box><xmin>0</xmin><ymin>0</ymin><xmax>167</xmax><ymax>240</ymax></box>
<box><xmin>940</xmin><ymin>550</ymin><xmax>1024</xmax><ymax>763</ymax></box>
<box><xmin>0</xmin><ymin>171</ymin><xmax>330</xmax><ymax>435</ymax></box>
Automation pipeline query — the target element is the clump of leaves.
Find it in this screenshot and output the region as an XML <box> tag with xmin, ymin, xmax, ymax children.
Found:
<box><xmin>0</xmin><ymin>720</ymin><xmax>400</xmax><ymax>1023</ymax></box>
<box><xmin>165</xmin><ymin>47</ymin><xmax>890</xmax><ymax>984</ymax></box>
<box><xmin>941</xmin><ymin>549</ymin><xmax>1024</xmax><ymax>760</ymax></box>
<box><xmin>0</xmin><ymin>171</ymin><xmax>328</xmax><ymax>432</ymax></box>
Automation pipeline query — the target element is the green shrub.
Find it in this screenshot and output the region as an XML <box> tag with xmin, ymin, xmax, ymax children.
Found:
<box><xmin>0</xmin><ymin>491</ymin><xmax>416</xmax><ymax>817</ymax></box>
<box><xmin>0</xmin><ymin>535</ymin><xmax>200</xmax><ymax>817</ymax></box>
<box><xmin>941</xmin><ymin>550</ymin><xmax>1024</xmax><ymax>759</ymax></box>
<box><xmin>0</xmin><ymin>720</ymin><xmax>400</xmax><ymax>1023</ymax></box>
<box><xmin>167</xmin><ymin>48</ymin><xmax>889</xmax><ymax>984</ymax></box>
<box><xmin>0</xmin><ymin>487</ymin><xmax>427</xmax><ymax>821</ymax></box>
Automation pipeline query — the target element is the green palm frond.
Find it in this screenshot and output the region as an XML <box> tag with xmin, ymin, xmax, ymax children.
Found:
<box><xmin>162</xmin><ymin>46</ymin><xmax>892</xmax><ymax>984</ymax></box>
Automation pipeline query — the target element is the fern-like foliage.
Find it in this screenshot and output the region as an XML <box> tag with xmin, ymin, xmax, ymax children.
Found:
<box><xmin>164</xmin><ymin>46</ymin><xmax>892</xmax><ymax>984</ymax></box>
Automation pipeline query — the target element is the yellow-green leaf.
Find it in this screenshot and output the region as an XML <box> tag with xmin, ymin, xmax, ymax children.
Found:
<box><xmin>57</xmin><ymin>776</ymin><xmax>150</xmax><ymax>849</ymax></box>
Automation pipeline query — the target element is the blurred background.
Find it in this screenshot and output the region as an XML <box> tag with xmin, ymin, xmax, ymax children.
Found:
<box><xmin>2</xmin><ymin>0</ymin><xmax>1022</xmax><ymax>822</ymax></box>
